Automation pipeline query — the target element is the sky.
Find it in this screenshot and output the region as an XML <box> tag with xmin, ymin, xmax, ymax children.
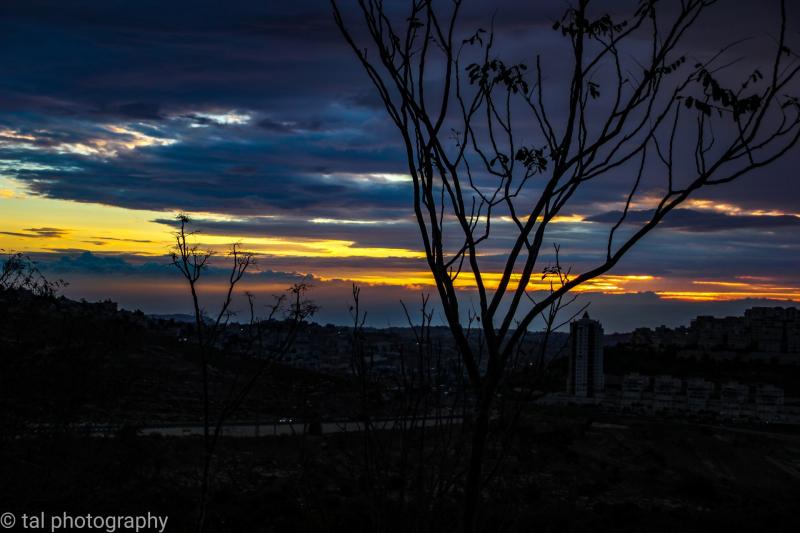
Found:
<box><xmin>0</xmin><ymin>0</ymin><xmax>799</xmax><ymax>332</ymax></box>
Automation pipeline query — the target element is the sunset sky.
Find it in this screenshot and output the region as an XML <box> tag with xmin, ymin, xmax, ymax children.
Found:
<box><xmin>1</xmin><ymin>0</ymin><xmax>798</xmax><ymax>331</ymax></box>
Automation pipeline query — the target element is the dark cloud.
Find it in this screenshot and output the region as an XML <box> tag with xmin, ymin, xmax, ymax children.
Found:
<box><xmin>92</xmin><ymin>236</ymin><xmax>157</xmax><ymax>244</ymax></box>
<box><xmin>0</xmin><ymin>227</ymin><xmax>69</xmax><ymax>239</ymax></box>
<box><xmin>150</xmin><ymin>215</ymin><xmax>422</xmax><ymax>249</ymax></box>
<box><xmin>0</xmin><ymin>231</ymin><xmax>43</xmax><ymax>239</ymax></box>
<box><xmin>41</xmin><ymin>251</ymin><xmax>171</xmax><ymax>275</ymax></box>
<box><xmin>1</xmin><ymin>0</ymin><xmax>796</xmax><ymax>217</ymax></box>
<box><xmin>586</xmin><ymin>208</ymin><xmax>800</xmax><ymax>232</ymax></box>
<box><xmin>26</xmin><ymin>227</ymin><xmax>69</xmax><ymax>238</ymax></box>
<box><xmin>0</xmin><ymin>0</ymin><xmax>359</xmax><ymax>119</ymax></box>
<box><xmin>36</xmin><ymin>251</ymin><xmax>314</xmax><ymax>284</ymax></box>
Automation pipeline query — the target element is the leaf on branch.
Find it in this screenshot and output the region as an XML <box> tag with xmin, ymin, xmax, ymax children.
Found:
<box><xmin>741</xmin><ymin>69</ymin><xmax>763</xmax><ymax>90</ymax></box>
<box><xmin>463</xmin><ymin>28</ymin><xmax>486</xmax><ymax>46</ymax></box>
<box><xmin>541</xmin><ymin>265</ymin><xmax>563</xmax><ymax>280</ymax></box>
<box><xmin>555</xmin><ymin>8</ymin><xmax>629</xmax><ymax>39</ymax></box>
<box><xmin>695</xmin><ymin>100</ymin><xmax>712</xmax><ymax>116</ymax></box>
<box><xmin>514</xmin><ymin>146</ymin><xmax>548</xmax><ymax>173</ymax></box>
<box><xmin>781</xmin><ymin>95</ymin><xmax>800</xmax><ymax>110</ymax></box>
<box><xmin>466</xmin><ymin>59</ymin><xmax>529</xmax><ymax>94</ymax></box>
<box><xmin>648</xmin><ymin>56</ymin><xmax>686</xmax><ymax>77</ymax></box>
<box><xmin>688</xmin><ymin>68</ymin><xmax>765</xmax><ymax>120</ymax></box>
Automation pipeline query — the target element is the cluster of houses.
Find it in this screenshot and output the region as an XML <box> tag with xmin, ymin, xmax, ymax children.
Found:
<box><xmin>631</xmin><ymin>307</ymin><xmax>800</xmax><ymax>363</ymax></box>
<box><xmin>559</xmin><ymin>312</ymin><xmax>795</xmax><ymax>423</ymax></box>
<box><xmin>605</xmin><ymin>374</ymin><xmax>788</xmax><ymax>422</ymax></box>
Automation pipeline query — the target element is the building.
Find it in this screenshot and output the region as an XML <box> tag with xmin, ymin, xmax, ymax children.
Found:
<box><xmin>746</xmin><ymin>307</ymin><xmax>799</xmax><ymax>353</ymax></box>
<box><xmin>720</xmin><ymin>381</ymin><xmax>750</xmax><ymax>418</ymax></box>
<box><xmin>567</xmin><ymin>312</ymin><xmax>604</xmax><ymax>397</ymax></box>
<box><xmin>755</xmin><ymin>384</ymin><xmax>785</xmax><ymax>421</ymax></box>
<box><xmin>622</xmin><ymin>373</ymin><xmax>649</xmax><ymax>408</ymax></box>
<box><xmin>631</xmin><ymin>307</ymin><xmax>800</xmax><ymax>360</ymax></box>
<box><xmin>653</xmin><ymin>375</ymin><xmax>682</xmax><ymax>412</ymax></box>
<box><xmin>686</xmin><ymin>378</ymin><xmax>714</xmax><ymax>412</ymax></box>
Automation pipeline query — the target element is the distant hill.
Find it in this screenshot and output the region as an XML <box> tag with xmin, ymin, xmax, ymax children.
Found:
<box><xmin>0</xmin><ymin>287</ymin><xmax>356</xmax><ymax>427</ymax></box>
<box><xmin>147</xmin><ymin>313</ymin><xmax>199</xmax><ymax>323</ymax></box>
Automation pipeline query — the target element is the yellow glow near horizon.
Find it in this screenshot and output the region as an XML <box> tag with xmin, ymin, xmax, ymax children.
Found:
<box><xmin>318</xmin><ymin>270</ymin><xmax>800</xmax><ymax>302</ymax></box>
<box><xmin>692</xmin><ymin>280</ymin><xmax>752</xmax><ymax>288</ymax></box>
<box><xmin>310</xmin><ymin>217</ymin><xmax>390</xmax><ymax>225</ymax></box>
<box><xmin>685</xmin><ymin>198</ymin><xmax>800</xmax><ymax>218</ymax></box>
<box><xmin>2</xmin><ymin>176</ymin><xmax>798</xmax><ymax>304</ymax></box>
<box><xmin>196</xmin><ymin>233</ymin><xmax>425</xmax><ymax>259</ymax></box>
<box><xmin>657</xmin><ymin>290</ymin><xmax>800</xmax><ymax>301</ymax></box>
<box><xmin>657</xmin><ymin>278</ymin><xmax>800</xmax><ymax>301</ymax></box>
<box><xmin>0</xmin><ymin>183</ymin><xmax>171</xmax><ymax>254</ymax></box>
<box><xmin>318</xmin><ymin>270</ymin><xmax>658</xmax><ymax>292</ymax></box>
<box><xmin>0</xmin><ymin>179</ymin><xmax>425</xmax><ymax>259</ymax></box>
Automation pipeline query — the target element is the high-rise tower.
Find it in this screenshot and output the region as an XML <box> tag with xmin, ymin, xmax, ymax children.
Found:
<box><xmin>568</xmin><ymin>311</ymin><xmax>604</xmax><ymax>397</ymax></box>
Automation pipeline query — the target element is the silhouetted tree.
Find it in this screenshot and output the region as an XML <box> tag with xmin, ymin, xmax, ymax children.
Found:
<box><xmin>171</xmin><ymin>214</ymin><xmax>251</xmax><ymax>532</ymax></box>
<box><xmin>170</xmin><ymin>214</ymin><xmax>317</xmax><ymax>532</ymax></box>
<box><xmin>0</xmin><ymin>251</ymin><xmax>64</xmax><ymax>296</ymax></box>
<box><xmin>346</xmin><ymin>285</ymin><xmax>469</xmax><ymax>532</ymax></box>
<box><xmin>332</xmin><ymin>1</ymin><xmax>800</xmax><ymax>529</ymax></box>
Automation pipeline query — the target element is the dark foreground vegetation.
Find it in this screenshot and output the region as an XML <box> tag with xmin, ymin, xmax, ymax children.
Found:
<box><xmin>2</xmin><ymin>287</ymin><xmax>800</xmax><ymax>532</ymax></box>
<box><xmin>0</xmin><ymin>288</ymin><xmax>357</xmax><ymax>428</ymax></box>
<box><xmin>3</xmin><ymin>412</ymin><xmax>799</xmax><ymax>532</ymax></box>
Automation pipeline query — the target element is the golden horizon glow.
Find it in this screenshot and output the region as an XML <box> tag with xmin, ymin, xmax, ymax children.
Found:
<box><xmin>197</xmin><ymin>234</ymin><xmax>426</xmax><ymax>259</ymax></box>
<box><xmin>657</xmin><ymin>279</ymin><xmax>800</xmax><ymax>301</ymax></box>
<box><xmin>317</xmin><ymin>271</ymin><xmax>659</xmax><ymax>293</ymax></box>
<box><xmin>2</xmin><ymin>179</ymin><xmax>798</xmax><ymax>304</ymax></box>
<box><xmin>59</xmin><ymin>271</ymin><xmax>800</xmax><ymax>304</ymax></box>
<box><xmin>592</xmin><ymin>195</ymin><xmax>800</xmax><ymax>222</ymax></box>
<box><xmin>0</xmin><ymin>181</ymin><xmax>173</xmax><ymax>255</ymax></box>
<box><xmin>309</xmin><ymin>217</ymin><xmax>399</xmax><ymax>225</ymax></box>
<box><xmin>497</xmin><ymin>214</ymin><xmax>586</xmax><ymax>224</ymax></box>
<box><xmin>657</xmin><ymin>291</ymin><xmax>800</xmax><ymax>301</ymax></box>
<box><xmin>0</xmin><ymin>181</ymin><xmax>424</xmax><ymax>258</ymax></box>
<box><xmin>686</xmin><ymin>198</ymin><xmax>800</xmax><ymax>218</ymax></box>
<box><xmin>317</xmin><ymin>271</ymin><xmax>800</xmax><ymax>302</ymax></box>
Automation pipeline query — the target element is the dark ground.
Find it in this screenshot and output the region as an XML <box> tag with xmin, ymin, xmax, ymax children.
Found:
<box><xmin>2</xmin><ymin>411</ymin><xmax>799</xmax><ymax>532</ymax></box>
<box><xmin>2</xmin><ymin>289</ymin><xmax>799</xmax><ymax>531</ymax></box>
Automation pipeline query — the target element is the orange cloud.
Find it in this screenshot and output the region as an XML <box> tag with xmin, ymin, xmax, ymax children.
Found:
<box><xmin>318</xmin><ymin>270</ymin><xmax>658</xmax><ymax>293</ymax></box>
<box><xmin>657</xmin><ymin>279</ymin><xmax>800</xmax><ymax>301</ymax></box>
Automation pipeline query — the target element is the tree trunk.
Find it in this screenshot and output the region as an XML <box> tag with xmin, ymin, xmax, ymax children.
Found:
<box><xmin>463</xmin><ymin>401</ymin><xmax>491</xmax><ymax>533</ymax></box>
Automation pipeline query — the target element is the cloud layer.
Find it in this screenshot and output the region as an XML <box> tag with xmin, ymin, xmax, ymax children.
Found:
<box><xmin>0</xmin><ymin>0</ymin><xmax>798</xmax><ymax>325</ymax></box>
